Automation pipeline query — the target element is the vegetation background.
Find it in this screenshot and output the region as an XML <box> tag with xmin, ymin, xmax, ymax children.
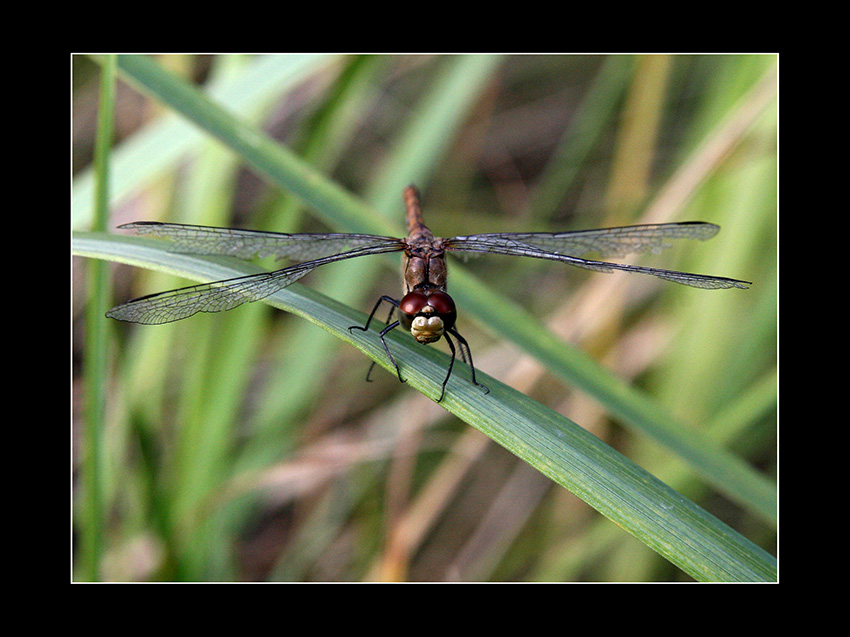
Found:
<box><xmin>72</xmin><ymin>54</ymin><xmax>777</xmax><ymax>582</ymax></box>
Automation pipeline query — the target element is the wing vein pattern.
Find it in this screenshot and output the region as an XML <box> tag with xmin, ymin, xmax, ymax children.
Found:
<box><xmin>107</xmin><ymin>228</ymin><xmax>405</xmax><ymax>324</ymax></box>
<box><xmin>445</xmin><ymin>223</ymin><xmax>749</xmax><ymax>289</ymax></box>
<box><xmin>120</xmin><ymin>222</ymin><xmax>402</xmax><ymax>261</ymax></box>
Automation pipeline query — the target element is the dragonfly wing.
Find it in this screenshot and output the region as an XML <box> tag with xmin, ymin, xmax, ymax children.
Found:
<box><xmin>119</xmin><ymin>222</ymin><xmax>402</xmax><ymax>261</ymax></box>
<box><xmin>445</xmin><ymin>231</ymin><xmax>751</xmax><ymax>290</ymax></box>
<box><xmin>449</xmin><ymin>222</ymin><xmax>721</xmax><ymax>259</ymax></box>
<box><xmin>106</xmin><ymin>266</ymin><xmax>314</xmax><ymax>324</ymax></box>
<box><xmin>106</xmin><ymin>241</ymin><xmax>406</xmax><ymax>325</ymax></box>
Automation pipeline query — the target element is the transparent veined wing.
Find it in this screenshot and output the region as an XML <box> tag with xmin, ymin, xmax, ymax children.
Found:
<box><xmin>106</xmin><ymin>238</ymin><xmax>407</xmax><ymax>325</ymax></box>
<box><xmin>119</xmin><ymin>222</ymin><xmax>402</xmax><ymax>261</ymax></box>
<box><xmin>448</xmin><ymin>222</ymin><xmax>721</xmax><ymax>258</ymax></box>
<box><xmin>444</xmin><ymin>223</ymin><xmax>751</xmax><ymax>290</ymax></box>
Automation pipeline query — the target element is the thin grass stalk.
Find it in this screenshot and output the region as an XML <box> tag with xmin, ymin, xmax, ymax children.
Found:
<box><xmin>79</xmin><ymin>54</ymin><xmax>116</xmax><ymax>581</ymax></box>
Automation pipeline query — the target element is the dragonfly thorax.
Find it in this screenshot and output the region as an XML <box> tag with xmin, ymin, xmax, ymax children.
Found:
<box><xmin>398</xmin><ymin>289</ymin><xmax>456</xmax><ymax>344</ymax></box>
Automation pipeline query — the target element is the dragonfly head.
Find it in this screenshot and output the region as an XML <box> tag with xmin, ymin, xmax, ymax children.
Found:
<box><xmin>398</xmin><ymin>289</ymin><xmax>456</xmax><ymax>344</ymax></box>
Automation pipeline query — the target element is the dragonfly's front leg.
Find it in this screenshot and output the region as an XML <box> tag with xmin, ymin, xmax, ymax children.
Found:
<box><xmin>349</xmin><ymin>295</ymin><xmax>399</xmax><ymax>333</ymax></box>
<box><xmin>349</xmin><ymin>296</ymin><xmax>405</xmax><ymax>384</ymax></box>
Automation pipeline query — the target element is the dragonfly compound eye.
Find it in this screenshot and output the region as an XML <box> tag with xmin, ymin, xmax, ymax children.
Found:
<box><xmin>423</xmin><ymin>291</ymin><xmax>456</xmax><ymax>329</ymax></box>
<box><xmin>399</xmin><ymin>291</ymin><xmax>429</xmax><ymax>318</ymax></box>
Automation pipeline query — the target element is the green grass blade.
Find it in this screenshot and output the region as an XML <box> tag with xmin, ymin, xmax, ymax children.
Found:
<box><xmin>112</xmin><ymin>54</ymin><xmax>381</xmax><ymax>234</ymax></box>
<box><xmin>530</xmin><ymin>55</ymin><xmax>636</xmax><ymax>216</ymax></box>
<box><xmin>78</xmin><ymin>56</ymin><xmax>116</xmax><ymax>581</ymax></box>
<box><xmin>73</xmin><ymin>54</ymin><xmax>336</xmax><ymax>228</ymax></box>
<box><xmin>450</xmin><ymin>267</ymin><xmax>777</xmax><ymax>523</ymax></box>
<box><xmin>73</xmin><ymin>231</ymin><xmax>776</xmax><ymax>581</ymax></box>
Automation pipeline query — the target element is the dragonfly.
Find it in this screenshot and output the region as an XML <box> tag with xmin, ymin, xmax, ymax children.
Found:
<box><xmin>107</xmin><ymin>185</ymin><xmax>751</xmax><ymax>402</ymax></box>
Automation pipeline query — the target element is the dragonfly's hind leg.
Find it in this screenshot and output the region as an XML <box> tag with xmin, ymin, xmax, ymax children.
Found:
<box><xmin>438</xmin><ymin>334</ymin><xmax>459</xmax><ymax>402</ymax></box>
<box><xmin>377</xmin><ymin>321</ymin><xmax>404</xmax><ymax>384</ymax></box>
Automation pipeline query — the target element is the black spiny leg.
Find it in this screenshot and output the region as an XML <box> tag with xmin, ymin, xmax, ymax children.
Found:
<box><xmin>438</xmin><ymin>333</ymin><xmax>459</xmax><ymax>402</ymax></box>
<box><xmin>349</xmin><ymin>296</ymin><xmax>405</xmax><ymax>384</ymax></box>
<box><xmin>448</xmin><ymin>327</ymin><xmax>489</xmax><ymax>396</ymax></box>
<box><xmin>350</xmin><ymin>295</ymin><xmax>400</xmax><ymax>333</ymax></box>
<box><xmin>377</xmin><ymin>320</ymin><xmax>404</xmax><ymax>384</ymax></box>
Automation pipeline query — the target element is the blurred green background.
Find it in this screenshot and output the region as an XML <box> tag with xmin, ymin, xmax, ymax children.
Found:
<box><xmin>72</xmin><ymin>54</ymin><xmax>777</xmax><ymax>581</ymax></box>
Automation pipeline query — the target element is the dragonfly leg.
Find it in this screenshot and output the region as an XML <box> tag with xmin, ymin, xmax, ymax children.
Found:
<box><xmin>350</xmin><ymin>296</ymin><xmax>405</xmax><ymax>384</ymax></box>
<box><xmin>349</xmin><ymin>295</ymin><xmax>399</xmax><ymax>333</ymax></box>
<box><xmin>448</xmin><ymin>327</ymin><xmax>490</xmax><ymax>396</ymax></box>
<box><xmin>439</xmin><ymin>333</ymin><xmax>459</xmax><ymax>402</ymax></box>
<box><xmin>377</xmin><ymin>321</ymin><xmax>404</xmax><ymax>383</ymax></box>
